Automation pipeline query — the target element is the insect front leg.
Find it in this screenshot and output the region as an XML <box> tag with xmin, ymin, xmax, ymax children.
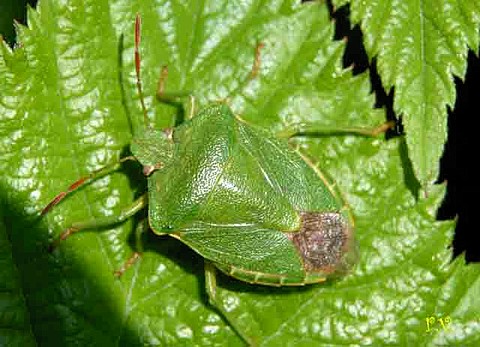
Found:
<box><xmin>222</xmin><ymin>41</ymin><xmax>266</xmax><ymax>102</ymax></box>
<box><xmin>249</xmin><ymin>41</ymin><xmax>265</xmax><ymax>80</ymax></box>
<box><xmin>155</xmin><ymin>41</ymin><xmax>265</xmax><ymax>119</ymax></box>
<box><xmin>48</xmin><ymin>194</ymin><xmax>147</xmax><ymax>252</ymax></box>
<box><xmin>41</xmin><ymin>156</ymin><xmax>137</xmax><ymax>216</ymax></box>
<box><xmin>204</xmin><ymin>261</ymin><xmax>258</xmax><ymax>346</ymax></box>
<box><xmin>156</xmin><ymin>65</ymin><xmax>197</xmax><ymax>120</ymax></box>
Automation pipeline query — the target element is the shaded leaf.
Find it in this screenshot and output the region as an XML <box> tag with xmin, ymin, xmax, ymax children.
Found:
<box><xmin>0</xmin><ymin>206</ymin><xmax>36</xmax><ymax>347</ymax></box>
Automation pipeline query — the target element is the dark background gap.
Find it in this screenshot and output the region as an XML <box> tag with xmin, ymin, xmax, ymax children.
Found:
<box><xmin>1</xmin><ymin>0</ymin><xmax>477</xmax><ymax>262</ymax></box>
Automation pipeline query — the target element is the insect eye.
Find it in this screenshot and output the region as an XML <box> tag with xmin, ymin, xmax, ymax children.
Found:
<box><xmin>287</xmin><ymin>211</ymin><xmax>357</xmax><ymax>276</ymax></box>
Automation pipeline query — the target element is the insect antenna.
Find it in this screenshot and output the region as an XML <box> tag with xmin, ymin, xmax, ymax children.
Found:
<box><xmin>134</xmin><ymin>14</ymin><xmax>150</xmax><ymax>129</ymax></box>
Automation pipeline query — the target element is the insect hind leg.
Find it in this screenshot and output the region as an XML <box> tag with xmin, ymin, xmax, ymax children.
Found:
<box><xmin>113</xmin><ymin>217</ymin><xmax>149</xmax><ymax>277</ymax></box>
<box><xmin>204</xmin><ymin>261</ymin><xmax>258</xmax><ymax>346</ymax></box>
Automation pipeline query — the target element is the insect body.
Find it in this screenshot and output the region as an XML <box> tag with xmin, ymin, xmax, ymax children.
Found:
<box><xmin>134</xmin><ymin>103</ymin><xmax>357</xmax><ymax>285</ymax></box>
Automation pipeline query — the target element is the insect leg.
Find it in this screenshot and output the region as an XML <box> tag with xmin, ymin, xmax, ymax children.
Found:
<box><xmin>49</xmin><ymin>193</ymin><xmax>147</xmax><ymax>252</ymax></box>
<box><xmin>249</xmin><ymin>41</ymin><xmax>265</xmax><ymax>80</ymax></box>
<box><xmin>155</xmin><ymin>65</ymin><xmax>196</xmax><ymax>119</ymax></box>
<box><xmin>276</xmin><ymin>120</ymin><xmax>396</xmax><ymax>139</ymax></box>
<box><xmin>204</xmin><ymin>261</ymin><xmax>257</xmax><ymax>346</ymax></box>
<box><xmin>225</xmin><ymin>42</ymin><xmax>265</xmax><ymax>102</ymax></box>
<box><xmin>113</xmin><ymin>218</ymin><xmax>148</xmax><ymax>277</ymax></box>
<box><xmin>155</xmin><ymin>42</ymin><xmax>264</xmax><ymax>118</ymax></box>
<box><xmin>41</xmin><ymin>156</ymin><xmax>137</xmax><ymax>216</ymax></box>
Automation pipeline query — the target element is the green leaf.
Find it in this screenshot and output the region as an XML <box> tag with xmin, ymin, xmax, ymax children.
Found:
<box><xmin>0</xmin><ymin>207</ymin><xmax>36</xmax><ymax>346</ymax></box>
<box><xmin>333</xmin><ymin>0</ymin><xmax>480</xmax><ymax>188</ymax></box>
<box><xmin>1</xmin><ymin>0</ymin><xmax>479</xmax><ymax>345</ymax></box>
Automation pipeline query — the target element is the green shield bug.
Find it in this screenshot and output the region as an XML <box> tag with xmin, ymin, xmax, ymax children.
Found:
<box><xmin>41</xmin><ymin>14</ymin><xmax>392</xmax><ymax>345</ymax></box>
